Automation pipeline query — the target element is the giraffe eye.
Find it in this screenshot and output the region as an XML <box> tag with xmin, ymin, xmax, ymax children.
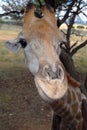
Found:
<box><xmin>19</xmin><ymin>39</ymin><xmax>27</xmax><ymax>48</ymax></box>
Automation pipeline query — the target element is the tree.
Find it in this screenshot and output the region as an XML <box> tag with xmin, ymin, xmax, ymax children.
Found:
<box><xmin>0</xmin><ymin>0</ymin><xmax>27</xmax><ymax>19</ymax></box>
<box><xmin>61</xmin><ymin>0</ymin><xmax>87</xmax><ymax>94</ymax></box>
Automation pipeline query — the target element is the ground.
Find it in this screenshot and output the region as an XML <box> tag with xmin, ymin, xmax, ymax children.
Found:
<box><xmin>0</xmin><ymin>67</ymin><xmax>52</xmax><ymax>130</ymax></box>
<box><xmin>0</xmin><ymin>23</ymin><xmax>87</xmax><ymax>130</ymax></box>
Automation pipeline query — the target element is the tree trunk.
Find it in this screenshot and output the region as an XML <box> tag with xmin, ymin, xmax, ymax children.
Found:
<box><xmin>60</xmin><ymin>49</ymin><xmax>77</xmax><ymax>79</ymax></box>
<box><xmin>51</xmin><ymin>114</ymin><xmax>61</xmax><ymax>130</ymax></box>
<box><xmin>85</xmin><ymin>75</ymin><xmax>87</xmax><ymax>92</ymax></box>
<box><xmin>60</xmin><ymin>49</ymin><xmax>87</xmax><ymax>96</ymax></box>
<box><xmin>82</xmin><ymin>99</ymin><xmax>87</xmax><ymax>130</ymax></box>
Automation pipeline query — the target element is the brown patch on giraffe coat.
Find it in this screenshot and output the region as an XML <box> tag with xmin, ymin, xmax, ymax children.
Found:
<box><xmin>64</xmin><ymin>107</ymin><xmax>70</xmax><ymax>116</ymax></box>
<box><xmin>65</xmin><ymin>114</ymin><xmax>74</xmax><ymax>122</ymax></box>
<box><xmin>77</xmin><ymin>120</ymin><xmax>83</xmax><ymax>130</ymax></box>
<box><xmin>71</xmin><ymin>119</ymin><xmax>78</xmax><ymax>126</ymax></box>
<box><xmin>57</xmin><ymin>107</ymin><xmax>65</xmax><ymax>115</ymax></box>
<box><xmin>60</xmin><ymin>122</ymin><xmax>69</xmax><ymax>130</ymax></box>
<box><xmin>60</xmin><ymin>106</ymin><xmax>72</xmax><ymax>118</ymax></box>
<box><xmin>58</xmin><ymin>97</ymin><xmax>65</xmax><ymax>107</ymax></box>
<box><xmin>75</xmin><ymin>111</ymin><xmax>82</xmax><ymax>120</ymax></box>
<box><xmin>66</xmin><ymin>73</ymin><xmax>80</xmax><ymax>88</ymax></box>
<box><xmin>51</xmin><ymin>97</ymin><xmax>65</xmax><ymax>110</ymax></box>
<box><xmin>77</xmin><ymin>91</ymin><xmax>82</xmax><ymax>101</ymax></box>
<box><xmin>71</xmin><ymin>102</ymin><xmax>79</xmax><ymax>114</ymax></box>
<box><xmin>56</xmin><ymin>106</ymin><xmax>66</xmax><ymax>116</ymax></box>
<box><xmin>71</xmin><ymin>89</ymin><xmax>77</xmax><ymax>102</ymax></box>
<box><xmin>67</xmin><ymin>89</ymin><xmax>72</xmax><ymax>104</ymax></box>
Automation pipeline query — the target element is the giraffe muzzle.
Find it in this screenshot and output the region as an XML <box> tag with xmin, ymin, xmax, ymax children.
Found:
<box><xmin>35</xmin><ymin>64</ymin><xmax>68</xmax><ymax>102</ymax></box>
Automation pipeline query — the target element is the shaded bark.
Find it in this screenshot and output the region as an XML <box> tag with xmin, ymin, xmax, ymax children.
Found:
<box><xmin>60</xmin><ymin>49</ymin><xmax>87</xmax><ymax>95</ymax></box>
<box><xmin>51</xmin><ymin>114</ymin><xmax>61</xmax><ymax>130</ymax></box>
<box><xmin>85</xmin><ymin>75</ymin><xmax>87</xmax><ymax>92</ymax></box>
<box><xmin>60</xmin><ymin>49</ymin><xmax>78</xmax><ymax>80</ymax></box>
<box><xmin>82</xmin><ymin>99</ymin><xmax>87</xmax><ymax>130</ymax></box>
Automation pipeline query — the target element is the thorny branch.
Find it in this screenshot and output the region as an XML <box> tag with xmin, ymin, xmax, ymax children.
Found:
<box><xmin>59</xmin><ymin>0</ymin><xmax>77</xmax><ymax>26</ymax></box>
<box><xmin>70</xmin><ymin>41</ymin><xmax>78</xmax><ymax>50</ymax></box>
<box><xmin>71</xmin><ymin>40</ymin><xmax>87</xmax><ymax>56</ymax></box>
<box><xmin>0</xmin><ymin>10</ymin><xmax>24</xmax><ymax>17</ymax></box>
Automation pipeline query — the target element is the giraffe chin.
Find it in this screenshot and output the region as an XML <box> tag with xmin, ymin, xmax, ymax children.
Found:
<box><xmin>35</xmin><ymin>75</ymin><xmax>68</xmax><ymax>103</ymax></box>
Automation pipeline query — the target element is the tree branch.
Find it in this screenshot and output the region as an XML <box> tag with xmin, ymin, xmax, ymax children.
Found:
<box><xmin>80</xmin><ymin>11</ymin><xmax>87</xmax><ymax>18</ymax></box>
<box><xmin>0</xmin><ymin>9</ymin><xmax>24</xmax><ymax>17</ymax></box>
<box><xmin>59</xmin><ymin>0</ymin><xmax>77</xmax><ymax>26</ymax></box>
<box><xmin>80</xmin><ymin>4</ymin><xmax>87</xmax><ymax>10</ymax></box>
<box><xmin>71</xmin><ymin>40</ymin><xmax>87</xmax><ymax>56</ymax></box>
<box><xmin>65</xmin><ymin>0</ymin><xmax>82</xmax><ymax>51</ymax></box>
<box><xmin>70</xmin><ymin>41</ymin><xmax>78</xmax><ymax>50</ymax></box>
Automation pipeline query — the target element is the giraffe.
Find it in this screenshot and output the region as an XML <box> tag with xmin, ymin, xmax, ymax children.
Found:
<box><xmin>35</xmin><ymin>65</ymin><xmax>87</xmax><ymax>130</ymax></box>
<box><xmin>5</xmin><ymin>2</ymin><xmax>87</xmax><ymax>130</ymax></box>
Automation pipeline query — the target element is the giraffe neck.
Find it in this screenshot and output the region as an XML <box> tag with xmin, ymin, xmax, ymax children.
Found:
<box><xmin>51</xmin><ymin>86</ymin><xmax>83</xmax><ymax>129</ymax></box>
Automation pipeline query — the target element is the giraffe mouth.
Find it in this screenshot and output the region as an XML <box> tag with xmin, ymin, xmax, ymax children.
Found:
<box><xmin>35</xmin><ymin>64</ymin><xmax>68</xmax><ymax>102</ymax></box>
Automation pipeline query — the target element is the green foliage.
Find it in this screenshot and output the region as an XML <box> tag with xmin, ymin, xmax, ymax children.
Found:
<box><xmin>77</xmin><ymin>25</ymin><xmax>84</xmax><ymax>29</ymax></box>
<box><xmin>0</xmin><ymin>66</ymin><xmax>25</xmax><ymax>79</ymax></box>
<box><xmin>0</xmin><ymin>19</ymin><xmax>6</xmax><ymax>23</ymax></box>
<box><xmin>73</xmin><ymin>45</ymin><xmax>87</xmax><ymax>72</ymax></box>
<box><xmin>0</xmin><ymin>42</ymin><xmax>24</xmax><ymax>63</ymax></box>
<box><xmin>72</xmin><ymin>26</ymin><xmax>75</xmax><ymax>28</ymax></box>
<box><xmin>0</xmin><ymin>40</ymin><xmax>25</xmax><ymax>78</ymax></box>
<box><xmin>54</xmin><ymin>0</ymin><xmax>71</xmax><ymax>7</ymax></box>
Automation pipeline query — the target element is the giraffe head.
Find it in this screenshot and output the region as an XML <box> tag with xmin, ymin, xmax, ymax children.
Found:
<box><xmin>5</xmin><ymin>4</ymin><xmax>68</xmax><ymax>102</ymax></box>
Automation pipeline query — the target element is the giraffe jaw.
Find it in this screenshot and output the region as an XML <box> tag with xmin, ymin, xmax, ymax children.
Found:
<box><xmin>35</xmin><ymin>75</ymin><xmax>68</xmax><ymax>103</ymax></box>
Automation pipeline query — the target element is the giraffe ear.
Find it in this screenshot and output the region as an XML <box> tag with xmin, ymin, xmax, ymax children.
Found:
<box><xmin>66</xmin><ymin>72</ymin><xmax>80</xmax><ymax>87</ymax></box>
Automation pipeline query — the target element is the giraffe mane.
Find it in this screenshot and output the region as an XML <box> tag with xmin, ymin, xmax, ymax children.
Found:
<box><xmin>66</xmin><ymin>72</ymin><xmax>80</xmax><ymax>88</ymax></box>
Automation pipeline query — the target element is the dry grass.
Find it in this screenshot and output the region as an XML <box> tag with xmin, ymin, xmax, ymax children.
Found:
<box><xmin>0</xmin><ymin>24</ymin><xmax>25</xmax><ymax>78</ymax></box>
<box><xmin>60</xmin><ymin>23</ymin><xmax>87</xmax><ymax>31</ymax></box>
<box><xmin>70</xmin><ymin>34</ymin><xmax>87</xmax><ymax>45</ymax></box>
<box><xmin>73</xmin><ymin>46</ymin><xmax>87</xmax><ymax>73</ymax></box>
<box><xmin>0</xmin><ymin>23</ymin><xmax>21</xmax><ymax>41</ymax></box>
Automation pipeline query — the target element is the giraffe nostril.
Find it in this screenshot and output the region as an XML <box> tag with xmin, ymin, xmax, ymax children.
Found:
<box><xmin>42</xmin><ymin>64</ymin><xmax>64</xmax><ymax>81</ymax></box>
<box><xmin>42</xmin><ymin>65</ymin><xmax>52</xmax><ymax>80</ymax></box>
<box><xmin>56</xmin><ymin>65</ymin><xmax>65</xmax><ymax>81</ymax></box>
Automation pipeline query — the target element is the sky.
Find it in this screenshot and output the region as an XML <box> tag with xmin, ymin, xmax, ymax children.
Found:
<box><xmin>0</xmin><ymin>0</ymin><xmax>4</xmax><ymax>13</ymax></box>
